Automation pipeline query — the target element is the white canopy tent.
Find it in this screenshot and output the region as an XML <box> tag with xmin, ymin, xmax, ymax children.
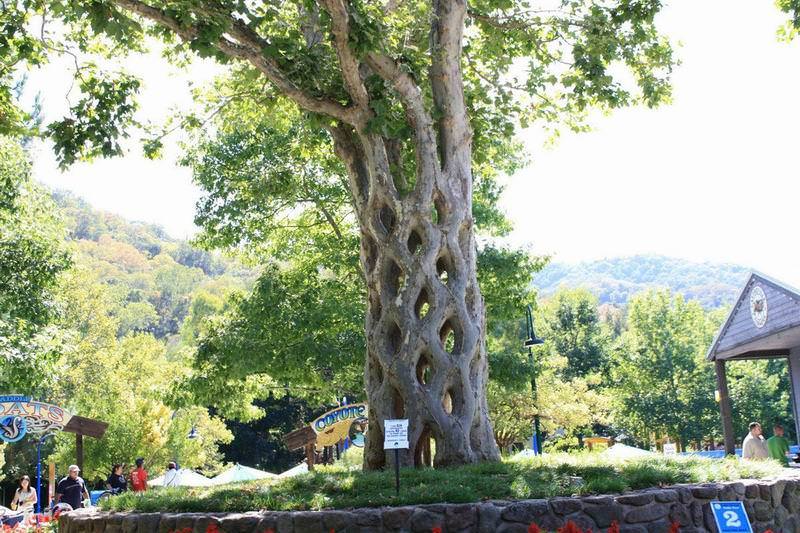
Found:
<box><xmin>277</xmin><ymin>462</ymin><xmax>308</xmax><ymax>479</ymax></box>
<box><xmin>601</xmin><ymin>443</ymin><xmax>655</xmax><ymax>460</ymax></box>
<box><xmin>148</xmin><ymin>469</ymin><xmax>214</xmax><ymax>487</ymax></box>
<box><xmin>211</xmin><ymin>464</ymin><xmax>276</xmax><ymax>485</ymax></box>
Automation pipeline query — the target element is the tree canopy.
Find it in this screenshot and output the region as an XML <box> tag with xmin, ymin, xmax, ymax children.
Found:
<box><xmin>0</xmin><ymin>136</ymin><xmax>70</xmax><ymax>392</ymax></box>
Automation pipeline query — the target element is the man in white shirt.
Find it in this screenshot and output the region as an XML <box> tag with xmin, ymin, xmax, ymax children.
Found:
<box><xmin>163</xmin><ymin>462</ymin><xmax>179</xmax><ymax>487</ymax></box>
<box><xmin>742</xmin><ymin>422</ymin><xmax>769</xmax><ymax>460</ymax></box>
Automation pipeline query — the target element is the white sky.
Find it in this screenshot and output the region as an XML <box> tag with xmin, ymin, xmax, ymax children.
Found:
<box><xmin>29</xmin><ymin>1</ymin><xmax>800</xmax><ymax>285</ymax></box>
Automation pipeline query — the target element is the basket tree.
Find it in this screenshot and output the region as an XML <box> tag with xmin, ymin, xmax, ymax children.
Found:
<box><xmin>1</xmin><ymin>0</ymin><xmax>674</xmax><ymax>468</ymax></box>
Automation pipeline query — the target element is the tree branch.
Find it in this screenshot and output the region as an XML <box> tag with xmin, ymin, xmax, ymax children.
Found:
<box><xmin>364</xmin><ymin>52</ymin><xmax>439</xmax><ymax>197</ymax></box>
<box><xmin>430</xmin><ymin>0</ymin><xmax>471</xmax><ymax>174</ymax></box>
<box><xmin>317</xmin><ymin>0</ymin><xmax>371</xmax><ymax>112</ymax></box>
<box><xmin>327</xmin><ymin>124</ymin><xmax>370</xmax><ymax>223</ymax></box>
<box><xmin>111</xmin><ymin>0</ymin><xmax>357</xmax><ymax>125</ymax></box>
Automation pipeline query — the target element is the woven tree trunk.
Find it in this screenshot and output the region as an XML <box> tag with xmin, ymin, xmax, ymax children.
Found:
<box><xmin>112</xmin><ymin>0</ymin><xmax>501</xmax><ymax>469</ymax></box>
<box><xmin>346</xmin><ymin>133</ymin><xmax>499</xmax><ymax>469</ymax></box>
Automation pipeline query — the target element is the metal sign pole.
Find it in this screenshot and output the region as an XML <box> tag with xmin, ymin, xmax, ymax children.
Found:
<box><xmin>384</xmin><ymin>419</ymin><xmax>408</xmax><ymax>498</ymax></box>
<box><xmin>394</xmin><ymin>449</ymin><xmax>400</xmax><ymax>496</ymax></box>
<box><xmin>35</xmin><ymin>433</ymin><xmax>54</xmax><ymax>515</ymax></box>
<box><xmin>36</xmin><ymin>435</ymin><xmax>43</xmax><ymax>515</ymax></box>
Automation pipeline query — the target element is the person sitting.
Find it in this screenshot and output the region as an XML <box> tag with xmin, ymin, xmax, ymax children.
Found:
<box><xmin>163</xmin><ymin>462</ymin><xmax>179</xmax><ymax>487</ymax></box>
<box><xmin>742</xmin><ymin>421</ymin><xmax>769</xmax><ymax>460</ymax></box>
<box><xmin>10</xmin><ymin>475</ymin><xmax>37</xmax><ymax>512</ymax></box>
<box><xmin>106</xmin><ymin>464</ymin><xmax>128</xmax><ymax>494</ymax></box>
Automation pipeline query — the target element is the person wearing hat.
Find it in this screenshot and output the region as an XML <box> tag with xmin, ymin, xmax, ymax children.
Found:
<box><xmin>55</xmin><ymin>465</ymin><xmax>89</xmax><ymax>510</ymax></box>
<box><xmin>130</xmin><ymin>458</ymin><xmax>148</xmax><ymax>492</ymax></box>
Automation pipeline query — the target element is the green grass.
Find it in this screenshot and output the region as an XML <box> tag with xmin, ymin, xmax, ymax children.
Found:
<box><xmin>102</xmin><ymin>453</ymin><xmax>783</xmax><ymax>513</ymax></box>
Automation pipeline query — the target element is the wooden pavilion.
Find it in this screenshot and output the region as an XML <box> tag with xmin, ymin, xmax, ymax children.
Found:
<box><xmin>707</xmin><ymin>272</ymin><xmax>800</xmax><ymax>454</ymax></box>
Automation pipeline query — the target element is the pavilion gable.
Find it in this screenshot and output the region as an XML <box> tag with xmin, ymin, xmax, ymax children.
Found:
<box><xmin>707</xmin><ymin>272</ymin><xmax>800</xmax><ymax>360</ymax></box>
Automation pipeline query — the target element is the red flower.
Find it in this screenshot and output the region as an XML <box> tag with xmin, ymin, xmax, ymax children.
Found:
<box><xmin>607</xmin><ymin>521</ymin><xmax>620</xmax><ymax>533</ymax></box>
<box><xmin>669</xmin><ymin>521</ymin><xmax>680</xmax><ymax>533</ymax></box>
<box><xmin>432</xmin><ymin>528</ymin><xmax>442</xmax><ymax>533</ymax></box>
<box><xmin>528</xmin><ymin>524</ymin><xmax>542</xmax><ymax>533</ymax></box>
<box><xmin>206</xmin><ymin>525</ymin><xmax>221</xmax><ymax>533</ymax></box>
<box><xmin>557</xmin><ymin>521</ymin><xmax>585</xmax><ymax>533</ymax></box>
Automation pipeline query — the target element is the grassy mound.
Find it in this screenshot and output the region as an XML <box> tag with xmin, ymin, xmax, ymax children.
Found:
<box><xmin>102</xmin><ymin>453</ymin><xmax>782</xmax><ymax>513</ymax></box>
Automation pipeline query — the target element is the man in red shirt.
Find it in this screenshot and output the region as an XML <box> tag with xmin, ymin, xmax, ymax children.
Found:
<box><xmin>130</xmin><ymin>458</ymin><xmax>148</xmax><ymax>492</ymax></box>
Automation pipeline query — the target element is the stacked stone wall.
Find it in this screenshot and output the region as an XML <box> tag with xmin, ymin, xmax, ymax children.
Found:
<box><xmin>58</xmin><ymin>474</ymin><xmax>800</xmax><ymax>532</ymax></box>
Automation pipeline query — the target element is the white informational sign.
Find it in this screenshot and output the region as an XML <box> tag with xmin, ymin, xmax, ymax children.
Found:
<box><xmin>384</xmin><ymin>419</ymin><xmax>409</xmax><ymax>450</ymax></box>
<box><xmin>663</xmin><ymin>442</ymin><xmax>677</xmax><ymax>455</ymax></box>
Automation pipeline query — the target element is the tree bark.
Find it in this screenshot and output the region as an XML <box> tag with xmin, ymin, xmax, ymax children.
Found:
<box><xmin>109</xmin><ymin>0</ymin><xmax>501</xmax><ymax>470</ymax></box>
<box><xmin>342</xmin><ymin>129</ymin><xmax>499</xmax><ymax>469</ymax></box>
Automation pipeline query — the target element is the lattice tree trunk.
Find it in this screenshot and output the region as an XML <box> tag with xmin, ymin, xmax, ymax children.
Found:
<box><xmin>331</xmin><ymin>124</ymin><xmax>499</xmax><ymax>469</ymax></box>
<box><xmin>111</xmin><ymin>0</ymin><xmax>501</xmax><ymax>470</ymax></box>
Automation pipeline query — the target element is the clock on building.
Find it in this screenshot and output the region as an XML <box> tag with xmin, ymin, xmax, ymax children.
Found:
<box><xmin>749</xmin><ymin>285</ymin><xmax>768</xmax><ymax>328</ymax></box>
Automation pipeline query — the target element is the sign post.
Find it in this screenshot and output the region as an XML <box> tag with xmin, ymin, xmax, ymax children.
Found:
<box><xmin>663</xmin><ymin>442</ymin><xmax>677</xmax><ymax>456</ymax></box>
<box><xmin>710</xmin><ymin>501</ymin><xmax>752</xmax><ymax>533</ymax></box>
<box><xmin>384</xmin><ymin>419</ymin><xmax>409</xmax><ymax>496</ymax></box>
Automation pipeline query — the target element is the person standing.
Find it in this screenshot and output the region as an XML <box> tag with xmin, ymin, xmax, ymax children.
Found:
<box><xmin>163</xmin><ymin>462</ymin><xmax>178</xmax><ymax>487</ymax></box>
<box><xmin>106</xmin><ymin>464</ymin><xmax>128</xmax><ymax>493</ymax></box>
<box><xmin>10</xmin><ymin>475</ymin><xmax>37</xmax><ymax>512</ymax></box>
<box><xmin>55</xmin><ymin>465</ymin><xmax>89</xmax><ymax>510</ymax></box>
<box><xmin>130</xmin><ymin>458</ymin><xmax>148</xmax><ymax>492</ymax></box>
<box><xmin>742</xmin><ymin>422</ymin><xmax>769</xmax><ymax>460</ymax></box>
<box><xmin>767</xmin><ymin>424</ymin><xmax>791</xmax><ymax>466</ymax></box>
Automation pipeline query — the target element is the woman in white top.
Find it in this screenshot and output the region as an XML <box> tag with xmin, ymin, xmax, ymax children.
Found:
<box><xmin>10</xmin><ymin>475</ymin><xmax>37</xmax><ymax>512</ymax></box>
<box><xmin>163</xmin><ymin>462</ymin><xmax>178</xmax><ymax>487</ymax></box>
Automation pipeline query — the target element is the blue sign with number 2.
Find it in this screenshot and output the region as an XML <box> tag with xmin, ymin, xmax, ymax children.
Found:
<box><xmin>711</xmin><ymin>501</ymin><xmax>752</xmax><ymax>533</ymax></box>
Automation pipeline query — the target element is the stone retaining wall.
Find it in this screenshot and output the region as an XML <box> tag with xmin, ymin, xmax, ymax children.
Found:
<box><xmin>58</xmin><ymin>474</ymin><xmax>800</xmax><ymax>533</ymax></box>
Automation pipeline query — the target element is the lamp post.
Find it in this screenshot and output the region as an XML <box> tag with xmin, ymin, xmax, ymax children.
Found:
<box><xmin>170</xmin><ymin>408</ymin><xmax>200</xmax><ymax>470</ymax></box>
<box><xmin>36</xmin><ymin>433</ymin><xmax>55</xmax><ymax>514</ymax></box>
<box><xmin>524</xmin><ymin>304</ymin><xmax>545</xmax><ymax>455</ymax></box>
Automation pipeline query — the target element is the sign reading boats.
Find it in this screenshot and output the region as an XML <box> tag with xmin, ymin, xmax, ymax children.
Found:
<box><xmin>0</xmin><ymin>395</ymin><xmax>72</xmax><ymax>440</ymax></box>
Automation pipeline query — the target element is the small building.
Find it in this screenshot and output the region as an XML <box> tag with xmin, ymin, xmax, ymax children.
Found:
<box><xmin>707</xmin><ymin>272</ymin><xmax>800</xmax><ymax>454</ymax></box>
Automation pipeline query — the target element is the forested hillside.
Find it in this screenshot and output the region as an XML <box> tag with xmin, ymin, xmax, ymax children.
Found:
<box><xmin>1</xmin><ymin>137</ymin><xmax>266</xmax><ymax>496</ymax></box>
<box><xmin>52</xmin><ymin>192</ymin><xmax>257</xmax><ymax>344</ymax></box>
<box><xmin>535</xmin><ymin>255</ymin><xmax>750</xmax><ymax>308</ymax></box>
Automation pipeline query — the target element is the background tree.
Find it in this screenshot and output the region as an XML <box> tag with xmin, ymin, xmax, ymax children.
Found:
<box><xmin>778</xmin><ymin>0</ymin><xmax>800</xmax><ymax>40</ymax></box>
<box><xmin>0</xmin><ymin>136</ymin><xmax>70</xmax><ymax>393</ymax></box>
<box><xmin>610</xmin><ymin>290</ymin><xmax>718</xmax><ymax>451</ymax></box>
<box><xmin>48</xmin><ymin>267</ymin><xmax>232</xmax><ymax>480</ymax></box>
<box><xmin>218</xmin><ymin>394</ymin><xmax>321</xmax><ymax>474</ymax></box>
<box><xmin>488</xmin><ymin>355</ymin><xmax>608</xmax><ymax>453</ymax></box>
<box><xmin>2</xmin><ymin>0</ymin><xmax>674</xmax><ymax>468</ymax></box>
<box><xmin>727</xmin><ymin>359</ymin><xmax>794</xmax><ymax>442</ymax></box>
<box><xmin>538</xmin><ymin>288</ymin><xmax>611</xmax><ymax>380</ymax></box>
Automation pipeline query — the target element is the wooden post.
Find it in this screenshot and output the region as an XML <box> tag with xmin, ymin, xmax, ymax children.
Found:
<box><xmin>305</xmin><ymin>443</ymin><xmax>315</xmax><ymax>471</ymax></box>
<box><xmin>788</xmin><ymin>349</ymin><xmax>800</xmax><ymax>444</ymax></box>
<box><xmin>715</xmin><ymin>359</ymin><xmax>736</xmax><ymax>455</ymax></box>
<box><xmin>76</xmin><ymin>433</ymin><xmax>84</xmax><ymax>471</ymax></box>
